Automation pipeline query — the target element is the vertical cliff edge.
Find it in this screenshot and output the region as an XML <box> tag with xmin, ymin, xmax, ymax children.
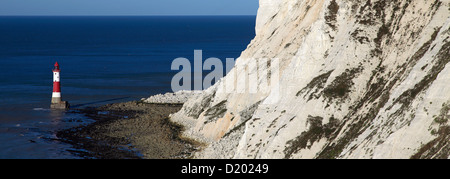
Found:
<box><xmin>170</xmin><ymin>0</ymin><xmax>450</xmax><ymax>159</ymax></box>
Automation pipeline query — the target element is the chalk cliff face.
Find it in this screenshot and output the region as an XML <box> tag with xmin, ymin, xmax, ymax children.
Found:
<box><xmin>171</xmin><ymin>0</ymin><xmax>450</xmax><ymax>159</ymax></box>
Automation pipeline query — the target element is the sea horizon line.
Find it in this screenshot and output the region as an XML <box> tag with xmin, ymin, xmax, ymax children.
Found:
<box><xmin>0</xmin><ymin>15</ymin><xmax>257</xmax><ymax>17</ymax></box>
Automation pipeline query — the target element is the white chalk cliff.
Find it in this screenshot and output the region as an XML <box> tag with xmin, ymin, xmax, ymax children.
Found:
<box><xmin>171</xmin><ymin>0</ymin><xmax>450</xmax><ymax>159</ymax></box>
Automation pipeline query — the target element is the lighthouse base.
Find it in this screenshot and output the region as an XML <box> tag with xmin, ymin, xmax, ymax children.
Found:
<box><xmin>51</xmin><ymin>101</ymin><xmax>70</xmax><ymax>109</ymax></box>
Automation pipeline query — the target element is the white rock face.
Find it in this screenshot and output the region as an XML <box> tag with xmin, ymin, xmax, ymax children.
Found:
<box><xmin>171</xmin><ymin>0</ymin><xmax>450</xmax><ymax>159</ymax></box>
<box><xmin>142</xmin><ymin>90</ymin><xmax>202</xmax><ymax>104</ymax></box>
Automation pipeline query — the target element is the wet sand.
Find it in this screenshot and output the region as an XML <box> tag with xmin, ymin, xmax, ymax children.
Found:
<box><xmin>57</xmin><ymin>101</ymin><xmax>200</xmax><ymax>159</ymax></box>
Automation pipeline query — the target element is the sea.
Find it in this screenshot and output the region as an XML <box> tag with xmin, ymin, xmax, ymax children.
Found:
<box><xmin>0</xmin><ymin>16</ymin><xmax>256</xmax><ymax>158</ymax></box>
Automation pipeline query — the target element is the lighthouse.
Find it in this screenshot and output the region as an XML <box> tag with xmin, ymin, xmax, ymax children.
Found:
<box><xmin>51</xmin><ymin>62</ymin><xmax>69</xmax><ymax>109</ymax></box>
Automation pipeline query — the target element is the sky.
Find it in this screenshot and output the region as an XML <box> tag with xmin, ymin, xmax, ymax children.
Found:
<box><xmin>0</xmin><ymin>0</ymin><xmax>259</xmax><ymax>16</ymax></box>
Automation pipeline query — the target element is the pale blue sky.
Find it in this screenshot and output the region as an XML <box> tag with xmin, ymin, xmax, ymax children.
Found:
<box><xmin>0</xmin><ymin>0</ymin><xmax>259</xmax><ymax>16</ymax></box>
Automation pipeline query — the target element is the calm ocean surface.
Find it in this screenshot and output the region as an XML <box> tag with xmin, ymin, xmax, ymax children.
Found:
<box><xmin>0</xmin><ymin>16</ymin><xmax>255</xmax><ymax>158</ymax></box>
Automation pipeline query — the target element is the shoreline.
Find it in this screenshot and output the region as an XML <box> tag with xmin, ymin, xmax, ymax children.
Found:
<box><xmin>56</xmin><ymin>101</ymin><xmax>201</xmax><ymax>159</ymax></box>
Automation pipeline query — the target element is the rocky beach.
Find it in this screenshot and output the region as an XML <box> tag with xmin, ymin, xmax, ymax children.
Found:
<box><xmin>57</xmin><ymin>99</ymin><xmax>201</xmax><ymax>159</ymax></box>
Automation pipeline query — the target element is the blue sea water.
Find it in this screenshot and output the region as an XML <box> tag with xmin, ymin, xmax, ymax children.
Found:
<box><xmin>0</xmin><ymin>16</ymin><xmax>255</xmax><ymax>158</ymax></box>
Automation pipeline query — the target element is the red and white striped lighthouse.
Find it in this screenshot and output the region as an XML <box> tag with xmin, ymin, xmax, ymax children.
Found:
<box><xmin>51</xmin><ymin>62</ymin><xmax>69</xmax><ymax>109</ymax></box>
<box><xmin>52</xmin><ymin>62</ymin><xmax>61</xmax><ymax>103</ymax></box>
